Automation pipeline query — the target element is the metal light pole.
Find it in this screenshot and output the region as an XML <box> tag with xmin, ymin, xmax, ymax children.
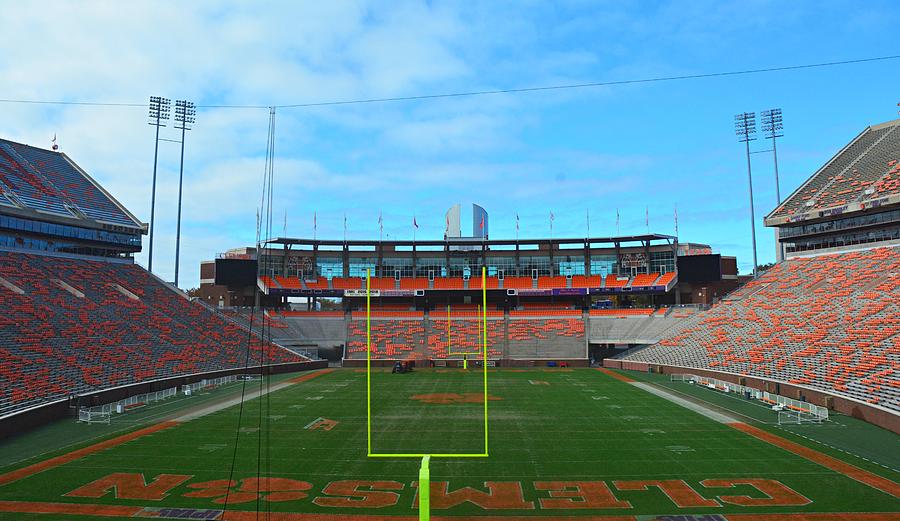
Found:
<box><xmin>761</xmin><ymin>108</ymin><xmax>784</xmax><ymax>204</ymax></box>
<box><xmin>735</xmin><ymin>112</ymin><xmax>759</xmax><ymax>278</ymax></box>
<box><xmin>762</xmin><ymin>108</ymin><xmax>785</xmax><ymax>262</ymax></box>
<box><xmin>173</xmin><ymin>100</ymin><xmax>195</xmax><ymax>288</ymax></box>
<box><xmin>147</xmin><ymin>96</ymin><xmax>170</xmax><ymax>273</ymax></box>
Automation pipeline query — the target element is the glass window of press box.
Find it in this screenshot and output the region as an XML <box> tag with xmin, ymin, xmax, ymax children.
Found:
<box><xmin>415</xmin><ymin>257</ymin><xmax>446</xmax><ymax>278</ymax></box>
<box><xmin>650</xmin><ymin>250</ymin><xmax>676</xmax><ymax>273</ymax></box>
<box><xmin>0</xmin><ymin>215</ymin><xmax>141</xmax><ymax>247</ymax></box>
<box><xmin>380</xmin><ymin>257</ymin><xmax>414</xmax><ymax>278</ymax></box>
<box><xmin>316</xmin><ymin>256</ymin><xmax>343</xmax><ymax>279</ymax></box>
<box><xmin>556</xmin><ymin>256</ymin><xmax>586</xmax><ymax>276</ymax></box>
<box><xmin>348</xmin><ymin>257</ymin><xmax>376</xmax><ymax>278</ymax></box>
<box><xmin>590</xmin><ymin>255</ymin><xmax>617</xmax><ymax>277</ymax></box>
<box><xmin>519</xmin><ymin>256</ymin><xmax>552</xmax><ymax>276</ymax></box>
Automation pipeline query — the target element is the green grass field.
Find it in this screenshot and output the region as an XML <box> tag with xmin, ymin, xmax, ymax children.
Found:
<box><xmin>0</xmin><ymin>367</ymin><xmax>898</xmax><ymax>520</ymax></box>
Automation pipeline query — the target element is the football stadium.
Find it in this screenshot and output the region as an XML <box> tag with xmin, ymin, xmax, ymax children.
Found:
<box><xmin>2</xmin><ymin>5</ymin><xmax>900</xmax><ymax>521</ymax></box>
<box><xmin>1</xmin><ymin>114</ymin><xmax>899</xmax><ymax>520</ymax></box>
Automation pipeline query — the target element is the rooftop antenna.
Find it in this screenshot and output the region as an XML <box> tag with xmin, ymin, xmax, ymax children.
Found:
<box><xmin>51</xmin><ymin>133</ymin><xmax>59</xmax><ymax>151</ymax></box>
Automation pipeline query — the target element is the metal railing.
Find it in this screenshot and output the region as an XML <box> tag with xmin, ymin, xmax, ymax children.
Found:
<box><xmin>670</xmin><ymin>373</ymin><xmax>828</xmax><ymax>422</ymax></box>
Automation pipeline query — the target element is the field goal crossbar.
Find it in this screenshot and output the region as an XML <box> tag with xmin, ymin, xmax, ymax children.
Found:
<box><xmin>445</xmin><ymin>303</ymin><xmax>484</xmax><ymax>356</ymax></box>
<box><xmin>671</xmin><ymin>373</ymin><xmax>828</xmax><ymax>423</ymax></box>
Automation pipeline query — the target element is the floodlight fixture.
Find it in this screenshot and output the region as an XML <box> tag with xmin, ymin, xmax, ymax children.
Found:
<box><xmin>173</xmin><ymin>100</ymin><xmax>196</xmax><ymax>287</ymax></box>
<box><xmin>734</xmin><ymin>112</ymin><xmax>757</xmax><ymax>142</ymax></box>
<box><xmin>147</xmin><ymin>96</ymin><xmax>171</xmax><ymax>274</ymax></box>
<box><xmin>735</xmin><ymin>111</ymin><xmax>759</xmax><ymax>278</ymax></box>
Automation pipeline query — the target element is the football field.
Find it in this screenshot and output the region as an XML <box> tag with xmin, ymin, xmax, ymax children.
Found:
<box><xmin>0</xmin><ymin>367</ymin><xmax>898</xmax><ymax>520</ymax></box>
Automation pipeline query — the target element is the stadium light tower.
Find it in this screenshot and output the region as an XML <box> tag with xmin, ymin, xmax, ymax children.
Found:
<box><xmin>761</xmin><ymin>108</ymin><xmax>785</xmax><ymax>262</ymax></box>
<box><xmin>735</xmin><ymin>112</ymin><xmax>759</xmax><ymax>278</ymax></box>
<box><xmin>173</xmin><ymin>100</ymin><xmax>196</xmax><ymax>288</ymax></box>
<box><xmin>761</xmin><ymin>108</ymin><xmax>784</xmax><ymax>204</ymax></box>
<box><xmin>147</xmin><ymin>96</ymin><xmax>170</xmax><ymax>274</ymax></box>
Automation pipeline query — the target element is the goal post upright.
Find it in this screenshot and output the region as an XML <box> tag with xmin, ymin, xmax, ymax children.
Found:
<box><xmin>366</xmin><ymin>268</ymin><xmax>372</xmax><ymax>456</ymax></box>
<box><xmin>482</xmin><ymin>265</ymin><xmax>488</xmax><ymax>455</ymax></box>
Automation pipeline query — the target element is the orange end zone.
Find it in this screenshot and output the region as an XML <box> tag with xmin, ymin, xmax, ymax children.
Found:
<box><xmin>595</xmin><ymin>368</ymin><xmax>637</xmax><ymax>383</ymax></box>
<box><xmin>729</xmin><ymin>422</ymin><xmax>900</xmax><ymax>499</ymax></box>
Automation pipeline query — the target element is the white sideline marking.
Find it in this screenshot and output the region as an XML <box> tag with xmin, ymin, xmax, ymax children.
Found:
<box><xmin>173</xmin><ymin>371</ymin><xmax>328</xmax><ymax>422</ymax></box>
<box><xmin>630</xmin><ymin>382</ymin><xmax>736</xmax><ymax>424</ymax></box>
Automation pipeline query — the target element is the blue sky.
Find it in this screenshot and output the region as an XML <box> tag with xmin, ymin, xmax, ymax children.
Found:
<box><xmin>1</xmin><ymin>1</ymin><xmax>899</xmax><ymax>287</ymax></box>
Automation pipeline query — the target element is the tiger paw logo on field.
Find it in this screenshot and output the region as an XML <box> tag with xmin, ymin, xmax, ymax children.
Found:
<box><xmin>411</xmin><ymin>393</ymin><xmax>502</xmax><ymax>404</ymax></box>
<box><xmin>183</xmin><ymin>477</ymin><xmax>312</xmax><ymax>504</ymax></box>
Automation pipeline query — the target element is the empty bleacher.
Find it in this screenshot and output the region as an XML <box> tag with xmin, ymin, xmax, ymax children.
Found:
<box><xmin>0</xmin><ymin>139</ymin><xmax>138</xmax><ymax>227</ymax></box>
<box><xmin>630</xmin><ymin>273</ymin><xmax>661</xmax><ymax>288</ymax></box>
<box><xmin>770</xmin><ymin>121</ymin><xmax>900</xmax><ymax>219</ymax></box>
<box><xmin>0</xmin><ymin>251</ymin><xmax>307</xmax><ymax>417</ymax></box>
<box><xmin>572</xmin><ymin>275</ymin><xmax>602</xmax><ymax>288</ymax></box>
<box><xmin>621</xmin><ymin>247</ymin><xmax>900</xmax><ymax>412</ymax></box>
<box><xmin>507</xmin><ymin>318</ymin><xmax>584</xmax><ymax>359</ymax></box>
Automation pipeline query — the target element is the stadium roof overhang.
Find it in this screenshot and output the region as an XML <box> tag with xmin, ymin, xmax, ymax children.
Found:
<box><xmin>264</xmin><ymin>233</ymin><xmax>677</xmax><ymax>248</ymax></box>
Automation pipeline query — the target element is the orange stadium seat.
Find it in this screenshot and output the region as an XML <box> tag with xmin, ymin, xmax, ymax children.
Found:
<box><xmin>304</xmin><ymin>278</ymin><xmax>329</xmax><ymax>290</ymax></box>
<box><xmin>368</xmin><ymin>277</ymin><xmax>396</xmax><ymax>290</ymax></box>
<box><xmin>621</xmin><ymin>247</ymin><xmax>900</xmax><ymax>413</ymax></box>
<box><xmin>631</xmin><ymin>273</ymin><xmax>660</xmax><ymax>288</ymax></box>
<box><xmin>432</xmin><ymin>277</ymin><xmax>464</xmax><ymax>289</ymax></box>
<box><xmin>332</xmin><ymin>277</ymin><xmax>363</xmax><ymax>290</ymax></box>
<box><xmin>572</xmin><ymin>275</ymin><xmax>602</xmax><ymax>288</ymax></box>
<box><xmin>503</xmin><ymin>276</ymin><xmax>533</xmax><ymax>289</ymax></box>
<box><xmin>275</xmin><ymin>276</ymin><xmax>303</xmax><ymax>289</ymax></box>
<box><xmin>604</xmin><ymin>274</ymin><xmax>629</xmax><ymax>288</ymax></box>
<box><xmin>537</xmin><ymin>276</ymin><xmax>567</xmax><ymax>289</ymax></box>
<box><xmin>399</xmin><ymin>278</ymin><xmax>428</xmax><ymax>290</ymax></box>
<box><xmin>0</xmin><ymin>251</ymin><xmax>307</xmax><ymax>415</ymax></box>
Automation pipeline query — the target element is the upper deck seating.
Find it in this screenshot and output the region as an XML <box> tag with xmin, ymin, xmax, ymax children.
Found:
<box><xmin>621</xmin><ymin>247</ymin><xmax>900</xmax><ymax>412</ymax></box>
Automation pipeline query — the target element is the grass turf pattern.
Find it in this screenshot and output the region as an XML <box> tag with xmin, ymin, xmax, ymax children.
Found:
<box><xmin>0</xmin><ymin>368</ymin><xmax>897</xmax><ymax>520</ymax></box>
